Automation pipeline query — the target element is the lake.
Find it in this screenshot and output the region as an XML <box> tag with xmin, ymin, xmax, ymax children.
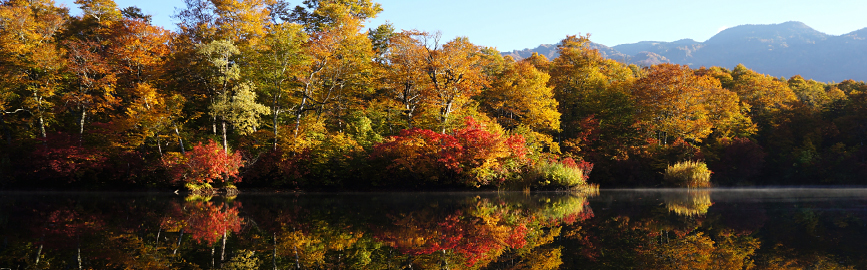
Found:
<box><xmin>1</xmin><ymin>189</ymin><xmax>866</xmax><ymax>269</ymax></box>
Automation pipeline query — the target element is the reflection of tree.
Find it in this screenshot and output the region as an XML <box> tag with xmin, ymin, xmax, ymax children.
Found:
<box><xmin>664</xmin><ymin>190</ymin><xmax>712</xmax><ymax>216</ymax></box>
<box><xmin>755</xmin><ymin>244</ymin><xmax>855</xmax><ymax>270</ymax></box>
<box><xmin>367</xmin><ymin>196</ymin><xmax>594</xmax><ymax>269</ymax></box>
<box><xmin>536</xmin><ymin>194</ymin><xmax>595</xmax><ymax>225</ymax></box>
<box><xmin>160</xmin><ymin>199</ymin><xmax>243</xmax><ymax>268</ymax></box>
<box><xmin>562</xmin><ymin>216</ymin><xmax>761</xmax><ymax>269</ymax></box>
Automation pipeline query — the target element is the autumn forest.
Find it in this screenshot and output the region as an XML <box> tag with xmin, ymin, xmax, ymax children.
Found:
<box><xmin>2</xmin><ymin>0</ymin><xmax>867</xmax><ymax>192</ymax></box>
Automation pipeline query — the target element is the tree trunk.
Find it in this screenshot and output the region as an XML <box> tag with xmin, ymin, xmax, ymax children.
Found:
<box><xmin>38</xmin><ymin>115</ymin><xmax>46</xmax><ymax>139</ymax></box>
<box><xmin>79</xmin><ymin>109</ymin><xmax>86</xmax><ymax>145</ymax></box>
<box><xmin>294</xmin><ymin>244</ymin><xmax>300</xmax><ymax>269</ymax></box>
<box><xmin>156</xmin><ymin>136</ymin><xmax>163</xmax><ymax>156</ymax></box>
<box><xmin>173</xmin><ymin>229</ymin><xmax>184</xmax><ymax>255</ymax></box>
<box><xmin>272</xmin><ymin>233</ymin><xmax>277</xmax><ymax>270</ymax></box>
<box><xmin>293</xmin><ymin>96</ymin><xmax>308</xmax><ymax>140</ymax></box>
<box><xmin>273</xmin><ymin>102</ymin><xmax>279</xmax><ymax>151</ymax></box>
<box><xmin>34</xmin><ymin>237</ymin><xmax>43</xmax><ymax>266</ymax></box>
<box><xmin>440</xmin><ymin>101</ymin><xmax>453</xmax><ymax>133</ymax></box>
<box><xmin>77</xmin><ymin>236</ymin><xmax>82</xmax><ymax>270</ymax></box>
<box><xmin>222</xmin><ymin>119</ymin><xmax>228</xmax><ymax>152</ymax></box>
<box><xmin>221</xmin><ymin>230</ymin><xmax>227</xmax><ymax>263</ymax></box>
<box><xmin>174</xmin><ymin>124</ymin><xmax>185</xmax><ymax>154</ymax></box>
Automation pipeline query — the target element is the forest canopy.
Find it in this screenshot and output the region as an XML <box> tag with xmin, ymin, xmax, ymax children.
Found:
<box><xmin>2</xmin><ymin>0</ymin><xmax>867</xmax><ymax>191</ymax></box>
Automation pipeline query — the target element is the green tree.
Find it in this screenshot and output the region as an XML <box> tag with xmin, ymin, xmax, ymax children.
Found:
<box><xmin>252</xmin><ymin>22</ymin><xmax>308</xmax><ymax>150</ymax></box>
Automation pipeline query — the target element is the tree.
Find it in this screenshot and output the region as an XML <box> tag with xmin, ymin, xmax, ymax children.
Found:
<box><xmin>481</xmin><ymin>59</ymin><xmax>560</xmax><ymax>133</ymax></box>
<box><xmin>107</xmin><ymin>18</ymin><xmax>183</xmax><ymax>153</ymax></box>
<box><xmin>174</xmin><ymin>0</ymin><xmax>274</xmax><ymax>46</ymax></box>
<box><xmin>632</xmin><ymin>64</ymin><xmax>742</xmax><ymax>144</ymax></box>
<box><xmin>252</xmin><ymin>22</ymin><xmax>308</xmax><ymax>150</ymax></box>
<box><xmin>376</xmin><ymin>30</ymin><xmax>430</xmax><ymax>129</ymax></box>
<box><xmin>291</xmin><ymin>4</ymin><xmax>374</xmax><ymax>139</ymax></box>
<box><xmin>0</xmin><ymin>0</ymin><xmax>68</xmax><ymax>140</ymax></box>
<box><xmin>788</xmin><ymin>75</ymin><xmax>830</xmax><ymax>108</ymax></box>
<box><xmin>197</xmin><ymin>39</ymin><xmax>269</xmax><ymax>151</ymax></box>
<box><xmin>163</xmin><ymin>139</ymin><xmax>244</xmax><ymax>188</ymax></box>
<box><xmin>729</xmin><ymin>64</ymin><xmax>796</xmax><ymax>118</ymax></box>
<box><xmin>547</xmin><ymin>35</ymin><xmax>639</xmax><ymax>158</ymax></box>
<box><xmin>64</xmin><ymin>0</ymin><xmax>126</xmax><ymax>141</ymax></box>
<box><xmin>286</xmin><ymin>0</ymin><xmax>381</xmax><ymax>32</ymax></box>
<box><xmin>418</xmin><ymin>33</ymin><xmax>488</xmax><ymax>133</ymax></box>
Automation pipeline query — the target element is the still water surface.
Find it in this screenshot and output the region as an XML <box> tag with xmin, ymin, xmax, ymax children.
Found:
<box><xmin>1</xmin><ymin>189</ymin><xmax>866</xmax><ymax>269</ymax></box>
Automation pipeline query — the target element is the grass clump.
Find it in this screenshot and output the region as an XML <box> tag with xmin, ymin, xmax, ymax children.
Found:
<box><xmin>529</xmin><ymin>159</ymin><xmax>587</xmax><ymax>188</ymax></box>
<box><xmin>664</xmin><ymin>160</ymin><xmax>712</xmax><ymax>188</ymax></box>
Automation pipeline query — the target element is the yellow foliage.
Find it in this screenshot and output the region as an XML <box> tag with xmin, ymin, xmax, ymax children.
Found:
<box><xmin>664</xmin><ymin>160</ymin><xmax>712</xmax><ymax>188</ymax></box>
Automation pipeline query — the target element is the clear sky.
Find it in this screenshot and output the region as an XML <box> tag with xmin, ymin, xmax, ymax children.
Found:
<box><xmin>56</xmin><ymin>0</ymin><xmax>867</xmax><ymax>52</ymax></box>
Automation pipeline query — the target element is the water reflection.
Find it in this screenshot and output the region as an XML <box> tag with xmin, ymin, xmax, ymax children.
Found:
<box><xmin>1</xmin><ymin>189</ymin><xmax>866</xmax><ymax>269</ymax></box>
<box><xmin>663</xmin><ymin>190</ymin><xmax>712</xmax><ymax>216</ymax></box>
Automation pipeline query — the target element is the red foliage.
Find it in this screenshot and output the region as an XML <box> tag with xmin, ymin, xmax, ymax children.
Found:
<box><xmin>30</xmin><ymin>132</ymin><xmax>108</xmax><ymax>181</ymax></box>
<box><xmin>370</xmin><ymin>117</ymin><xmax>528</xmax><ymax>186</ymax></box>
<box><xmin>371</xmin><ymin>127</ymin><xmax>464</xmax><ymax>178</ymax></box>
<box><xmin>561</xmin><ymin>157</ymin><xmax>595</xmax><ymax>181</ymax></box>
<box><xmin>162</xmin><ymin>140</ymin><xmax>244</xmax><ymax>185</ymax></box>
<box><xmin>504</xmin><ymin>223</ymin><xmax>529</xmax><ymax>249</ymax></box>
<box><xmin>186</xmin><ymin>201</ymin><xmax>243</xmax><ymax>245</ymax></box>
<box><xmin>161</xmin><ymin>201</ymin><xmax>244</xmax><ymax>246</ymax></box>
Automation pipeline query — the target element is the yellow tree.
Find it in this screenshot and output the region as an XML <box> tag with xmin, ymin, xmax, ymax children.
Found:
<box><xmin>730</xmin><ymin>64</ymin><xmax>796</xmax><ymax>117</ymax></box>
<box><xmin>632</xmin><ymin>64</ymin><xmax>742</xmax><ymax>144</ymax></box>
<box><xmin>480</xmin><ymin>58</ymin><xmax>560</xmax><ymax>152</ymax></box>
<box><xmin>198</xmin><ymin>39</ymin><xmax>270</xmax><ymax>151</ymax></box>
<box><xmin>376</xmin><ymin>30</ymin><xmax>430</xmax><ymax>129</ymax></box>
<box><xmin>787</xmin><ymin>75</ymin><xmax>830</xmax><ymax>109</ymax></box>
<box><xmin>252</xmin><ymin>22</ymin><xmax>308</xmax><ymax>150</ymax></box>
<box><xmin>0</xmin><ymin>0</ymin><xmax>68</xmax><ymax>139</ymax></box>
<box><xmin>286</xmin><ymin>0</ymin><xmax>381</xmax><ymax>32</ymax></box>
<box><xmin>417</xmin><ymin>33</ymin><xmax>488</xmax><ymax>133</ymax></box>
<box><xmin>291</xmin><ymin>2</ymin><xmax>374</xmax><ymax>139</ymax></box>
<box><xmin>175</xmin><ymin>0</ymin><xmax>275</xmax><ymax>46</ymax></box>
<box><xmin>547</xmin><ymin>34</ymin><xmax>638</xmax><ymax>157</ymax></box>
<box><xmin>107</xmin><ymin>18</ymin><xmax>187</xmax><ymax>153</ymax></box>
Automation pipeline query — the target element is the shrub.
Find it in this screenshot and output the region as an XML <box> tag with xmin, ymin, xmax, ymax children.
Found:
<box><xmin>527</xmin><ymin>157</ymin><xmax>590</xmax><ymax>188</ymax></box>
<box><xmin>162</xmin><ymin>140</ymin><xmax>244</xmax><ymax>190</ymax></box>
<box><xmin>370</xmin><ymin>117</ymin><xmax>527</xmax><ymax>187</ymax></box>
<box><xmin>664</xmin><ymin>160</ymin><xmax>712</xmax><ymax>187</ymax></box>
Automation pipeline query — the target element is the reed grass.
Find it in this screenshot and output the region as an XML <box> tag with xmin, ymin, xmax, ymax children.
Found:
<box><xmin>664</xmin><ymin>160</ymin><xmax>712</xmax><ymax>188</ymax></box>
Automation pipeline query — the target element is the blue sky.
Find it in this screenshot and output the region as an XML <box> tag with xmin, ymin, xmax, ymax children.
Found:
<box><xmin>56</xmin><ymin>0</ymin><xmax>867</xmax><ymax>51</ymax></box>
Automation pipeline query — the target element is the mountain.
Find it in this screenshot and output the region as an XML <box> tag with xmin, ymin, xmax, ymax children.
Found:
<box><xmin>501</xmin><ymin>21</ymin><xmax>867</xmax><ymax>82</ymax></box>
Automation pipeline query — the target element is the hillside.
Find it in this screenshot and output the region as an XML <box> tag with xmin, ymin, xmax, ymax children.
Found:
<box><xmin>502</xmin><ymin>21</ymin><xmax>867</xmax><ymax>82</ymax></box>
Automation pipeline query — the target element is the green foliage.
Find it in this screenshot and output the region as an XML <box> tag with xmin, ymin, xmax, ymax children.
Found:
<box><xmin>210</xmin><ymin>82</ymin><xmax>271</xmax><ymax>135</ymax></box>
<box><xmin>664</xmin><ymin>160</ymin><xmax>712</xmax><ymax>188</ymax></box>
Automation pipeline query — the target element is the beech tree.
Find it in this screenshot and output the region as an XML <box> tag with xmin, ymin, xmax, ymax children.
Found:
<box><xmin>252</xmin><ymin>22</ymin><xmax>308</xmax><ymax>150</ymax></box>
<box><xmin>633</xmin><ymin>64</ymin><xmax>743</xmax><ymax>144</ymax></box>
<box><xmin>377</xmin><ymin>30</ymin><xmax>430</xmax><ymax>129</ymax></box>
<box><xmin>198</xmin><ymin>39</ymin><xmax>269</xmax><ymax>151</ymax></box>
<box><xmin>730</xmin><ymin>64</ymin><xmax>797</xmax><ymax>117</ymax></box>
<box><xmin>417</xmin><ymin>33</ymin><xmax>487</xmax><ymax>133</ymax></box>
<box><xmin>482</xmin><ymin>59</ymin><xmax>560</xmax><ymax>133</ymax></box>
<box><xmin>548</xmin><ymin>35</ymin><xmax>638</xmax><ymax>157</ymax></box>
<box><xmin>0</xmin><ymin>0</ymin><xmax>68</xmax><ymax>140</ymax></box>
<box><xmin>291</xmin><ymin>2</ymin><xmax>374</xmax><ymax>139</ymax></box>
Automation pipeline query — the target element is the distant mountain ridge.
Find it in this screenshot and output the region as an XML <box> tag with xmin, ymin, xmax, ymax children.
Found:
<box><xmin>502</xmin><ymin>21</ymin><xmax>867</xmax><ymax>82</ymax></box>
